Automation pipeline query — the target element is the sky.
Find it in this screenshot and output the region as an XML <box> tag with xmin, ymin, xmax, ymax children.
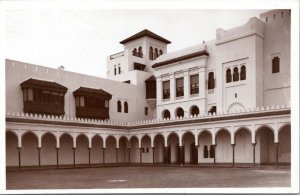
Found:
<box><xmin>5</xmin><ymin>9</ymin><xmax>268</xmax><ymax>78</ymax></box>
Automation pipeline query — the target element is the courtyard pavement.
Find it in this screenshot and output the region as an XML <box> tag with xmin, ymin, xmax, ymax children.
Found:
<box><xmin>6</xmin><ymin>166</ymin><xmax>290</xmax><ymax>189</ymax></box>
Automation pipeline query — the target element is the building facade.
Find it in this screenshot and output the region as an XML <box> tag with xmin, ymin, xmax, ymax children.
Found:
<box><xmin>6</xmin><ymin>9</ymin><xmax>291</xmax><ymax>167</ymax></box>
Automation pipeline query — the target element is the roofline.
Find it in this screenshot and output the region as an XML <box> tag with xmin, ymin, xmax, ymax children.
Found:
<box><xmin>152</xmin><ymin>50</ymin><xmax>209</xmax><ymax>68</ymax></box>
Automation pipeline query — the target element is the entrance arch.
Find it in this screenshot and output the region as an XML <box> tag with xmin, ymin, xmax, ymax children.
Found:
<box><xmin>75</xmin><ymin>134</ymin><xmax>89</xmax><ymax>165</ymax></box>
<box><xmin>198</xmin><ymin>131</ymin><xmax>213</xmax><ymax>164</ymax></box>
<box><xmin>278</xmin><ymin>124</ymin><xmax>291</xmax><ymax>164</ymax></box>
<box><xmin>129</xmin><ymin>136</ymin><xmax>139</xmax><ymax>163</ymax></box>
<box><xmin>91</xmin><ymin>135</ymin><xmax>103</xmax><ymax>164</ymax></box>
<box><xmin>255</xmin><ymin>126</ymin><xmax>275</xmax><ymax>165</ymax></box>
<box><xmin>106</xmin><ymin>136</ymin><xmax>117</xmax><ymax>163</ymax></box>
<box><xmin>215</xmin><ymin>129</ymin><xmax>232</xmax><ymax>163</ymax></box>
<box><xmin>22</xmin><ymin>131</ymin><xmax>39</xmax><ymax>166</ymax></box>
<box><xmin>167</xmin><ymin>132</ymin><xmax>180</xmax><ymax>164</ymax></box>
<box><xmin>59</xmin><ymin>133</ymin><xmax>73</xmax><ymax>165</ymax></box>
<box><xmin>6</xmin><ymin>131</ymin><xmax>18</xmax><ymax>167</ymax></box>
<box><xmin>41</xmin><ymin>132</ymin><xmax>57</xmax><ymax>165</ymax></box>
<box><xmin>182</xmin><ymin>132</ymin><xmax>197</xmax><ymax>164</ymax></box>
<box><xmin>234</xmin><ymin>128</ymin><xmax>252</xmax><ymax>163</ymax></box>
<box><xmin>153</xmin><ymin>134</ymin><xmax>164</xmax><ymax>163</ymax></box>
<box><xmin>118</xmin><ymin>136</ymin><xmax>129</xmax><ymax>163</ymax></box>
<box><xmin>141</xmin><ymin>135</ymin><xmax>152</xmax><ymax>163</ymax></box>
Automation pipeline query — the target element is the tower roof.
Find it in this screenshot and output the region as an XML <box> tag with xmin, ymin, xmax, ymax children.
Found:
<box><xmin>120</xmin><ymin>29</ymin><xmax>171</xmax><ymax>44</ymax></box>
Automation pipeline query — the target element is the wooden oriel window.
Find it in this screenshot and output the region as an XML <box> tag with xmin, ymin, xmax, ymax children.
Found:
<box><xmin>73</xmin><ymin>87</ymin><xmax>112</xmax><ymax>120</ymax></box>
<box><xmin>20</xmin><ymin>78</ymin><xmax>67</xmax><ymax>116</ymax></box>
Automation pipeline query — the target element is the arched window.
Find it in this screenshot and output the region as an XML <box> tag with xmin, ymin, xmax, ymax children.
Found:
<box><xmin>190</xmin><ymin>106</ymin><xmax>199</xmax><ymax>116</ymax></box>
<box><xmin>138</xmin><ymin>47</ymin><xmax>143</xmax><ymax>58</ymax></box>
<box><xmin>209</xmin><ymin>145</ymin><xmax>215</xmax><ymax>158</ymax></box>
<box><xmin>208</xmin><ymin>72</ymin><xmax>215</xmax><ymax>89</ymax></box>
<box><xmin>117</xmin><ymin>101</ymin><xmax>121</xmax><ymax>112</ymax></box>
<box><xmin>132</xmin><ymin>48</ymin><xmax>137</xmax><ymax>56</ymax></box>
<box><xmin>159</xmin><ymin>50</ymin><xmax>163</xmax><ymax>56</ymax></box>
<box><xmin>149</xmin><ymin>47</ymin><xmax>153</xmax><ymax>60</ymax></box>
<box><xmin>162</xmin><ymin>110</ymin><xmax>171</xmax><ymax>119</ymax></box>
<box><xmin>176</xmin><ymin>107</ymin><xmax>184</xmax><ymax>118</ymax></box>
<box><xmin>154</xmin><ymin>48</ymin><xmax>158</xmax><ymax>60</ymax></box>
<box><xmin>226</xmin><ymin>69</ymin><xmax>232</xmax><ymax>83</ymax></box>
<box><xmin>272</xmin><ymin>56</ymin><xmax>280</xmax><ymax>73</ymax></box>
<box><xmin>114</xmin><ymin>65</ymin><xmax>116</xmax><ymax>75</ymax></box>
<box><xmin>203</xmin><ymin>145</ymin><xmax>208</xmax><ymax>158</ymax></box>
<box><xmin>124</xmin><ymin>101</ymin><xmax>128</xmax><ymax>113</ymax></box>
<box><xmin>240</xmin><ymin>65</ymin><xmax>246</xmax><ymax>80</ymax></box>
<box><xmin>233</xmin><ymin>67</ymin><xmax>239</xmax><ymax>82</ymax></box>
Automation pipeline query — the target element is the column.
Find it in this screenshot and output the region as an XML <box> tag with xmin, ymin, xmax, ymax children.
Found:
<box><xmin>184</xmin><ymin>70</ymin><xmax>190</xmax><ymax>100</ymax></box>
<box><xmin>17</xmin><ymin>147</ymin><xmax>21</xmax><ymax>168</ymax></box>
<box><xmin>164</xmin><ymin>146</ymin><xmax>168</xmax><ymax>164</ymax></box>
<box><xmin>72</xmin><ymin>147</ymin><xmax>76</xmax><ymax>167</ymax></box>
<box><xmin>195</xmin><ymin>145</ymin><xmax>199</xmax><ymax>165</ymax></box>
<box><xmin>102</xmin><ymin>148</ymin><xmax>106</xmax><ymax>164</ymax></box>
<box><xmin>37</xmin><ymin>147</ymin><xmax>41</xmax><ymax>167</ymax></box>
<box><xmin>115</xmin><ymin>148</ymin><xmax>119</xmax><ymax>164</ymax></box>
<box><xmin>139</xmin><ymin>148</ymin><xmax>142</xmax><ymax>164</ymax></box>
<box><xmin>88</xmin><ymin>148</ymin><xmax>91</xmax><ymax>166</ymax></box>
<box><xmin>156</xmin><ymin>76</ymin><xmax>162</xmax><ymax>105</ymax></box>
<box><xmin>252</xmin><ymin>143</ymin><xmax>256</xmax><ymax>167</ymax></box>
<box><xmin>213</xmin><ymin>145</ymin><xmax>216</xmax><ymax>166</ymax></box>
<box><xmin>232</xmin><ymin>144</ymin><xmax>235</xmax><ymax>168</ymax></box>
<box><xmin>170</xmin><ymin>73</ymin><xmax>175</xmax><ymax>102</ymax></box>
<box><xmin>128</xmin><ymin>148</ymin><xmax>131</xmax><ymax>164</ymax></box>
<box><xmin>179</xmin><ymin>146</ymin><xmax>184</xmax><ymax>166</ymax></box>
<box><xmin>275</xmin><ymin>143</ymin><xmax>279</xmax><ymax>168</ymax></box>
<box><xmin>199</xmin><ymin>67</ymin><xmax>206</xmax><ymax>99</ymax></box>
<box><xmin>152</xmin><ymin>147</ymin><xmax>155</xmax><ymax>164</ymax></box>
<box><xmin>56</xmin><ymin>147</ymin><xmax>59</xmax><ymax>168</ymax></box>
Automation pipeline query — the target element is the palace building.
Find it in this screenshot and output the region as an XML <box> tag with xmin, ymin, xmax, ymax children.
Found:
<box><xmin>6</xmin><ymin>9</ymin><xmax>291</xmax><ymax>168</ymax></box>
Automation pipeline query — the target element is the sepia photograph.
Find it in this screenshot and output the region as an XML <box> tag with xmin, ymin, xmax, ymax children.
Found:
<box><xmin>1</xmin><ymin>0</ymin><xmax>299</xmax><ymax>194</ymax></box>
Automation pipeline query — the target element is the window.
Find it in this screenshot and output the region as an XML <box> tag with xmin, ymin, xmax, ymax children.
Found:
<box><xmin>162</xmin><ymin>110</ymin><xmax>171</xmax><ymax>119</ymax></box>
<box><xmin>149</xmin><ymin>47</ymin><xmax>153</xmax><ymax>60</ymax></box>
<box><xmin>118</xmin><ymin>65</ymin><xmax>121</xmax><ymax>74</ymax></box>
<box><xmin>162</xmin><ymin>80</ymin><xmax>170</xmax><ymax>99</ymax></box>
<box><xmin>203</xmin><ymin>145</ymin><xmax>208</xmax><ymax>158</ymax></box>
<box><xmin>208</xmin><ymin>106</ymin><xmax>216</xmax><ymax>115</ymax></box>
<box><xmin>209</xmin><ymin>145</ymin><xmax>215</xmax><ymax>158</ymax></box>
<box><xmin>117</xmin><ymin>101</ymin><xmax>122</xmax><ymax>112</ymax></box>
<box><xmin>190</xmin><ymin>106</ymin><xmax>199</xmax><ymax>116</ymax></box>
<box><xmin>176</xmin><ymin>77</ymin><xmax>184</xmax><ymax>97</ymax></box>
<box><xmin>233</xmin><ymin>67</ymin><xmax>239</xmax><ymax>82</ymax></box>
<box><xmin>132</xmin><ymin>48</ymin><xmax>137</xmax><ymax>56</ymax></box>
<box><xmin>190</xmin><ymin>74</ymin><xmax>199</xmax><ymax>95</ymax></box>
<box><xmin>240</xmin><ymin>65</ymin><xmax>246</xmax><ymax>80</ymax></box>
<box><xmin>266</xmin><ymin>17</ymin><xmax>268</xmax><ymax>22</ymax></box>
<box><xmin>23</xmin><ymin>88</ymin><xmax>28</xmax><ymax>101</ymax></box>
<box><xmin>105</xmin><ymin>100</ymin><xmax>109</xmax><ymax>108</ymax></box>
<box><xmin>138</xmin><ymin>47</ymin><xmax>143</xmax><ymax>58</ymax></box>
<box><xmin>273</xmin><ymin>14</ymin><xmax>275</xmax><ymax>20</ymax></box>
<box><xmin>208</xmin><ymin>72</ymin><xmax>215</xmax><ymax>89</ymax></box>
<box><xmin>145</xmin><ymin>107</ymin><xmax>148</xmax><ymax>116</ymax></box>
<box><xmin>124</xmin><ymin>101</ymin><xmax>128</xmax><ymax>113</ymax></box>
<box><xmin>272</xmin><ymin>56</ymin><xmax>280</xmax><ymax>73</ymax></box>
<box><xmin>114</xmin><ymin>65</ymin><xmax>116</xmax><ymax>75</ymax></box>
<box><xmin>154</xmin><ymin>48</ymin><xmax>158</xmax><ymax>59</ymax></box>
<box><xmin>226</xmin><ymin>69</ymin><xmax>232</xmax><ymax>83</ymax></box>
<box><xmin>176</xmin><ymin>107</ymin><xmax>184</xmax><ymax>118</ymax></box>
<box><xmin>159</xmin><ymin>50</ymin><xmax>163</xmax><ymax>56</ymax></box>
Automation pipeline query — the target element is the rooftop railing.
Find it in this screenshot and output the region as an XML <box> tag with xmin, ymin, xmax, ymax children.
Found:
<box><xmin>6</xmin><ymin>104</ymin><xmax>291</xmax><ymax>128</ymax></box>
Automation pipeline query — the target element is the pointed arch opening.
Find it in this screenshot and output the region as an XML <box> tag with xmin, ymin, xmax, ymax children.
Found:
<box><xmin>41</xmin><ymin>132</ymin><xmax>57</xmax><ymax>165</ymax></box>
<box><xmin>182</xmin><ymin>131</ymin><xmax>197</xmax><ymax>164</ymax></box>
<box><xmin>153</xmin><ymin>134</ymin><xmax>165</xmax><ymax>163</ymax></box>
<box><xmin>6</xmin><ymin>131</ymin><xmax>18</xmax><ymax>167</ymax></box>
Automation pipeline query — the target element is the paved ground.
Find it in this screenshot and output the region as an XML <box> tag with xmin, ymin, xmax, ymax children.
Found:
<box><xmin>6</xmin><ymin>166</ymin><xmax>290</xmax><ymax>189</ymax></box>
